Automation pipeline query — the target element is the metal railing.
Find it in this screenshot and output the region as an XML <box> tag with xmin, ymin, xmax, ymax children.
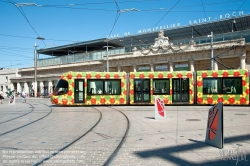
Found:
<box><xmin>171</xmin><ymin>29</ymin><xmax>250</xmax><ymax>45</ymax></box>
<box><xmin>38</xmin><ymin>48</ymin><xmax>126</xmax><ymax>67</ymax></box>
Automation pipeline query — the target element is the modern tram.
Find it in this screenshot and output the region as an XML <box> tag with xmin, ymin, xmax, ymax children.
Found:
<box><xmin>50</xmin><ymin>69</ymin><xmax>249</xmax><ymax>106</ymax></box>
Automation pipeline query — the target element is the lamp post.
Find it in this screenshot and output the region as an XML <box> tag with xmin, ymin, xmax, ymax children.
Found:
<box><xmin>103</xmin><ymin>39</ymin><xmax>113</xmax><ymax>72</ymax></box>
<box><xmin>208</xmin><ymin>32</ymin><xmax>214</xmax><ymax>70</ymax></box>
<box><xmin>232</xmin><ymin>20</ymin><xmax>236</xmax><ymax>32</ymax></box>
<box><xmin>34</xmin><ymin>42</ymin><xmax>38</xmax><ymax>97</ymax></box>
<box><xmin>34</xmin><ymin>37</ymin><xmax>45</xmax><ymax>97</ymax></box>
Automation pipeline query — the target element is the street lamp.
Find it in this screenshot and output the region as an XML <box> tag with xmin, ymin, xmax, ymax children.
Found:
<box><xmin>207</xmin><ymin>32</ymin><xmax>214</xmax><ymax>70</ymax></box>
<box><xmin>34</xmin><ymin>37</ymin><xmax>45</xmax><ymax>97</ymax></box>
<box><xmin>103</xmin><ymin>39</ymin><xmax>114</xmax><ymax>72</ymax></box>
<box><xmin>232</xmin><ymin>20</ymin><xmax>236</xmax><ymax>32</ymax></box>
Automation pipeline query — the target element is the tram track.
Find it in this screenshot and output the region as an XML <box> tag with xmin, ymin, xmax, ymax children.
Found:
<box><xmin>32</xmin><ymin>106</ymin><xmax>129</xmax><ymax>166</ymax></box>
<box><xmin>103</xmin><ymin>106</ymin><xmax>130</xmax><ymax>166</ymax></box>
<box><xmin>33</xmin><ymin>107</ymin><xmax>102</xmax><ymax>166</ymax></box>
<box><xmin>0</xmin><ymin>101</ymin><xmax>52</xmax><ymax>137</ymax></box>
<box><xmin>0</xmin><ymin>103</ymin><xmax>34</xmax><ymax>125</ymax></box>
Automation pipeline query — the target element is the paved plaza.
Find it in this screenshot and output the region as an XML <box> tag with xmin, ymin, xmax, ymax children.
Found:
<box><xmin>0</xmin><ymin>98</ymin><xmax>249</xmax><ymax>165</ymax></box>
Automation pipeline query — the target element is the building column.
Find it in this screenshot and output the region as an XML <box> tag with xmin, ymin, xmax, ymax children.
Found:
<box><xmin>9</xmin><ymin>83</ymin><xmax>14</xmax><ymax>91</ymax></box>
<box><xmin>169</xmin><ymin>61</ymin><xmax>173</xmax><ymax>72</ymax></box>
<box><xmin>133</xmin><ymin>64</ymin><xmax>137</xmax><ymax>72</ymax></box>
<box><xmin>48</xmin><ymin>80</ymin><xmax>53</xmax><ymax>94</ymax></box>
<box><xmin>214</xmin><ymin>60</ymin><xmax>218</xmax><ymax>70</ymax></box>
<box><xmin>189</xmin><ymin>59</ymin><xmax>195</xmax><ymax>72</ymax></box>
<box><xmin>240</xmin><ymin>53</ymin><xmax>246</xmax><ymax>69</ymax></box>
<box><xmin>17</xmin><ymin>82</ymin><xmax>21</xmax><ymax>93</ymax></box>
<box><xmin>24</xmin><ymin>82</ymin><xmax>28</xmax><ymax>94</ymax></box>
<box><xmin>117</xmin><ymin>65</ymin><xmax>121</xmax><ymax>72</ymax></box>
<box><xmin>150</xmin><ymin>63</ymin><xmax>154</xmax><ymax>72</ymax></box>
<box><xmin>39</xmin><ymin>81</ymin><xmax>44</xmax><ymax>96</ymax></box>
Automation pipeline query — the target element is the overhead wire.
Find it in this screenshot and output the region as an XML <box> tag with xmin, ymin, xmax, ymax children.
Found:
<box><xmin>1</xmin><ymin>59</ymin><xmax>34</xmax><ymax>68</ymax></box>
<box><xmin>1</xmin><ymin>0</ymin><xmax>248</xmax><ymax>59</ymax></box>
<box><xmin>154</xmin><ymin>0</ymin><xmax>180</xmax><ymax>26</ymax></box>
<box><xmin>7</xmin><ymin>0</ymin><xmax>46</xmax><ymax>47</ymax></box>
<box><xmin>236</xmin><ymin>0</ymin><xmax>246</xmax><ymax>13</ymax></box>
<box><xmin>201</xmin><ymin>0</ymin><xmax>207</xmax><ymax>18</ymax></box>
<box><xmin>107</xmin><ymin>0</ymin><xmax>121</xmax><ymax>38</ymax></box>
<box><xmin>0</xmin><ymin>46</ymin><xmax>33</xmax><ymax>51</ymax></box>
<box><xmin>0</xmin><ymin>33</ymin><xmax>76</xmax><ymax>43</ymax></box>
<box><xmin>1</xmin><ymin>50</ymin><xmax>33</xmax><ymax>59</ymax></box>
<box><xmin>2</xmin><ymin>0</ymin><xmax>247</xmax><ymax>12</ymax></box>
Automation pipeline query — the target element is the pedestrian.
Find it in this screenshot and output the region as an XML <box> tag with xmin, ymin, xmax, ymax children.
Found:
<box><xmin>44</xmin><ymin>88</ymin><xmax>47</xmax><ymax>97</ymax></box>
<box><xmin>0</xmin><ymin>89</ymin><xmax>4</xmax><ymax>104</ymax></box>
<box><xmin>21</xmin><ymin>90</ymin><xmax>26</xmax><ymax>103</ymax></box>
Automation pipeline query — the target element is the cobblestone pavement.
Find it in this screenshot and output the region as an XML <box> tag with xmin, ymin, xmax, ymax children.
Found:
<box><xmin>0</xmin><ymin>98</ymin><xmax>249</xmax><ymax>166</ymax></box>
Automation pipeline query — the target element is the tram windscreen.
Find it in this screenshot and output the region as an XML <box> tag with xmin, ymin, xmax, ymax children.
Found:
<box><xmin>53</xmin><ymin>79</ymin><xmax>68</xmax><ymax>95</ymax></box>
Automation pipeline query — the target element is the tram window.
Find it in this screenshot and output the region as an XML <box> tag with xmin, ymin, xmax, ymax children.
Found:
<box><xmin>153</xmin><ymin>79</ymin><xmax>170</xmax><ymax>94</ymax></box>
<box><xmin>87</xmin><ymin>80</ymin><xmax>103</xmax><ymax>95</ymax></box>
<box><xmin>203</xmin><ymin>77</ymin><xmax>242</xmax><ymax>94</ymax></box>
<box><xmin>222</xmin><ymin>78</ymin><xmax>242</xmax><ymax>94</ymax></box>
<box><xmin>53</xmin><ymin>79</ymin><xmax>68</xmax><ymax>96</ymax></box>
<box><xmin>105</xmin><ymin>80</ymin><xmax>121</xmax><ymax>95</ymax></box>
<box><xmin>203</xmin><ymin>78</ymin><xmax>221</xmax><ymax>94</ymax></box>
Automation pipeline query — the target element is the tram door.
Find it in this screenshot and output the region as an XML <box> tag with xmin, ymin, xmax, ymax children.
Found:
<box><xmin>75</xmin><ymin>79</ymin><xmax>85</xmax><ymax>103</ymax></box>
<box><xmin>134</xmin><ymin>79</ymin><xmax>150</xmax><ymax>103</ymax></box>
<box><xmin>172</xmin><ymin>78</ymin><xmax>189</xmax><ymax>103</ymax></box>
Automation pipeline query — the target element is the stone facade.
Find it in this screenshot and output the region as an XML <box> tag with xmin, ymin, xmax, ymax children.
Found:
<box><xmin>0</xmin><ymin>68</ymin><xmax>20</xmax><ymax>97</ymax></box>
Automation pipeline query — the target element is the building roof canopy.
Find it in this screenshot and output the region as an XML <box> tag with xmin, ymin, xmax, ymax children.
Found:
<box><xmin>37</xmin><ymin>14</ymin><xmax>250</xmax><ymax>56</ymax></box>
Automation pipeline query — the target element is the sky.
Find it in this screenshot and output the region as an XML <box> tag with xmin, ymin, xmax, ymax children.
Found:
<box><xmin>1</xmin><ymin>0</ymin><xmax>250</xmax><ymax>69</ymax></box>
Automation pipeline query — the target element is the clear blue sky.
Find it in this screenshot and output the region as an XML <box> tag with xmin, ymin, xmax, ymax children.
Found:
<box><xmin>1</xmin><ymin>0</ymin><xmax>250</xmax><ymax>69</ymax></box>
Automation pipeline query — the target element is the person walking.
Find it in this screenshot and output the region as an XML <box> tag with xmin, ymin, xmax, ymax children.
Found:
<box><xmin>21</xmin><ymin>90</ymin><xmax>26</xmax><ymax>103</ymax></box>
<box><xmin>0</xmin><ymin>89</ymin><xmax>4</xmax><ymax>104</ymax></box>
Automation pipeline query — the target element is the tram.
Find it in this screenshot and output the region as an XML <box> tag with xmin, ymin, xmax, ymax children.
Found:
<box><xmin>50</xmin><ymin>69</ymin><xmax>249</xmax><ymax>106</ymax></box>
<box><xmin>51</xmin><ymin>72</ymin><xmax>127</xmax><ymax>105</ymax></box>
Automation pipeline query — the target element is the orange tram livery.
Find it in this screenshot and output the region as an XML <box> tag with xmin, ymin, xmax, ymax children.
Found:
<box><xmin>50</xmin><ymin>69</ymin><xmax>250</xmax><ymax>106</ymax></box>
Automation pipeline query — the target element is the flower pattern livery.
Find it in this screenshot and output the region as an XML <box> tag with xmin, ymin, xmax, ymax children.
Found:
<box><xmin>50</xmin><ymin>72</ymin><xmax>127</xmax><ymax>105</ymax></box>
<box><xmin>197</xmin><ymin>69</ymin><xmax>249</xmax><ymax>105</ymax></box>
<box><xmin>50</xmin><ymin>70</ymin><xmax>249</xmax><ymax>106</ymax></box>
<box><xmin>129</xmin><ymin>71</ymin><xmax>194</xmax><ymax>105</ymax></box>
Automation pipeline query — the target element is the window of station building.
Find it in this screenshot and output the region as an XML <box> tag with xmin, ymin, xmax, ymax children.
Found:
<box><xmin>138</xmin><ymin>66</ymin><xmax>150</xmax><ymax>71</ymax></box>
<box><xmin>203</xmin><ymin>77</ymin><xmax>242</xmax><ymax>94</ymax></box>
<box><xmin>156</xmin><ymin>65</ymin><xmax>168</xmax><ymax>71</ymax></box>
<box><xmin>153</xmin><ymin>79</ymin><xmax>170</xmax><ymax>94</ymax></box>
<box><xmin>87</xmin><ymin>79</ymin><xmax>121</xmax><ymax>95</ymax></box>
<box><xmin>53</xmin><ymin>79</ymin><xmax>68</xmax><ymax>96</ymax></box>
<box><xmin>175</xmin><ymin>64</ymin><xmax>188</xmax><ymax>71</ymax></box>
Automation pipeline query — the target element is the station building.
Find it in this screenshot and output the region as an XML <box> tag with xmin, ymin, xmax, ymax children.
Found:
<box><xmin>10</xmin><ymin>14</ymin><xmax>250</xmax><ymax>97</ymax></box>
<box><xmin>0</xmin><ymin>68</ymin><xmax>19</xmax><ymax>97</ymax></box>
